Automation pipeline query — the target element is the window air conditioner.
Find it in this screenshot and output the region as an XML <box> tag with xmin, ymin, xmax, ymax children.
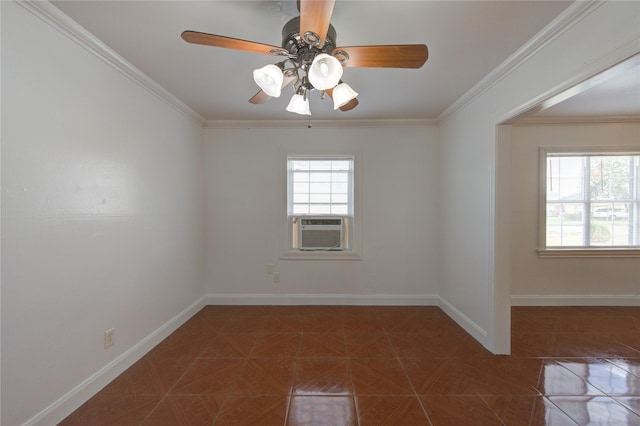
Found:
<box><xmin>299</xmin><ymin>217</ymin><xmax>344</xmax><ymax>250</ymax></box>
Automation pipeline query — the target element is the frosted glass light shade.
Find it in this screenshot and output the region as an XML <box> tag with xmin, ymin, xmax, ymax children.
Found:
<box><xmin>286</xmin><ymin>94</ymin><xmax>311</xmax><ymax>115</ymax></box>
<box><xmin>253</xmin><ymin>64</ymin><xmax>284</xmax><ymax>97</ymax></box>
<box><xmin>307</xmin><ymin>54</ymin><xmax>343</xmax><ymax>90</ymax></box>
<box><xmin>332</xmin><ymin>83</ymin><xmax>358</xmax><ymax>109</ymax></box>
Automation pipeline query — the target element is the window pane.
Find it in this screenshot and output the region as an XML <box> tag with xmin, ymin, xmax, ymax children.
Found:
<box><xmin>331</xmin><ymin>161</ymin><xmax>350</xmax><ymax>171</ymax></box>
<box><xmin>293</xmin><ymin>182</ymin><xmax>309</xmax><ymax>194</ymax></box>
<box><xmin>293</xmin><ymin>172</ymin><xmax>310</xmax><ymax>182</ymax></box>
<box><xmin>310</xmin><ymin>172</ymin><xmax>331</xmax><ymax>182</ymax></box>
<box><xmin>292</xmin><ymin>160</ymin><xmax>310</xmax><ymax>171</ymax></box>
<box><xmin>293</xmin><ymin>194</ymin><xmax>309</xmax><ymax>203</ymax></box>
<box><xmin>591</xmin><ymin>203</ymin><xmax>629</xmax><ymax>221</ymax></box>
<box><xmin>310</xmin><ymin>161</ymin><xmax>332</xmax><ymax>171</ymax></box>
<box><xmin>546</xmin><ymin>203</ymin><xmax>561</xmax><ymax>218</ymax></box>
<box><xmin>590</xmin><ymin>221</ymin><xmax>632</xmax><ymax>246</ymax></box>
<box><xmin>310</xmin><ymin>182</ymin><xmax>331</xmax><ymax>193</ymax></box>
<box><xmin>548</xmin><ymin>157</ymin><xmax>584</xmax><ymax>201</ymax></box>
<box><xmin>309</xmin><ymin>204</ymin><xmax>331</xmax><ymax>214</ymax></box>
<box><xmin>546</xmin><ymin>203</ymin><xmax>585</xmax><ymax>247</ymax></box>
<box><xmin>558</xmin><ymin>157</ymin><xmax>584</xmax><ymax>177</ymax></box>
<box><xmin>331</xmin><ymin>182</ymin><xmax>348</xmax><ymax>193</ymax></box>
<box><xmin>293</xmin><ymin>205</ymin><xmax>309</xmax><ymax>214</ymax></box>
<box><xmin>332</xmin><ymin>172</ymin><xmax>349</xmax><ymax>183</ymax></box>
<box><xmin>331</xmin><ymin>205</ymin><xmax>348</xmax><ymax>215</ymax></box>
<box><xmin>590</xmin><ymin>157</ymin><xmax>633</xmax><ymax>200</ymax></box>
<box><xmin>547</xmin><ymin>224</ymin><xmax>585</xmax><ymax>246</ymax></box>
<box><xmin>310</xmin><ymin>193</ymin><xmax>330</xmax><ymax>203</ymax></box>
<box><xmin>332</xmin><ymin>194</ymin><xmax>348</xmax><ymax>203</ymax></box>
<box><xmin>559</xmin><ymin>178</ymin><xmax>584</xmax><ymax>200</ymax></box>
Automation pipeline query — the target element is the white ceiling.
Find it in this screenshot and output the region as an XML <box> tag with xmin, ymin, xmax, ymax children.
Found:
<box><xmin>531</xmin><ymin>58</ymin><xmax>640</xmax><ymax>119</ymax></box>
<box><xmin>51</xmin><ymin>1</ymin><xmax>637</xmax><ymax>122</ymax></box>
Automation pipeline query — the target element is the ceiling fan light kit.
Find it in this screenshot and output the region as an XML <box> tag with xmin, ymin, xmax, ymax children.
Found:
<box><xmin>332</xmin><ymin>82</ymin><xmax>358</xmax><ymax>110</ymax></box>
<box><xmin>181</xmin><ymin>0</ymin><xmax>428</xmax><ymax>116</ymax></box>
<box><xmin>286</xmin><ymin>92</ymin><xmax>312</xmax><ymax>115</ymax></box>
<box><xmin>253</xmin><ymin>63</ymin><xmax>285</xmax><ymax>98</ymax></box>
<box><xmin>306</xmin><ymin>53</ymin><xmax>344</xmax><ymax>90</ymax></box>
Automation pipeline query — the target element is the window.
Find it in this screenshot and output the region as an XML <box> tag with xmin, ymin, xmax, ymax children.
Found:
<box><xmin>540</xmin><ymin>149</ymin><xmax>640</xmax><ymax>256</ymax></box>
<box><xmin>285</xmin><ymin>156</ymin><xmax>357</xmax><ymax>256</ymax></box>
<box><xmin>288</xmin><ymin>157</ymin><xmax>353</xmax><ymax>216</ymax></box>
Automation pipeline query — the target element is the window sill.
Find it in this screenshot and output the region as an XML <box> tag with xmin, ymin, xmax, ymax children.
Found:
<box><xmin>538</xmin><ymin>248</ymin><xmax>640</xmax><ymax>258</ymax></box>
<box><xmin>280</xmin><ymin>250</ymin><xmax>363</xmax><ymax>261</ymax></box>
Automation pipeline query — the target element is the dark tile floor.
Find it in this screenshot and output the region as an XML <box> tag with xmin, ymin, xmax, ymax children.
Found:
<box><xmin>60</xmin><ymin>306</ymin><xmax>640</xmax><ymax>425</ymax></box>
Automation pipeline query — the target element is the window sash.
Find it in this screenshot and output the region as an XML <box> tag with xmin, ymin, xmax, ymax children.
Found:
<box><xmin>541</xmin><ymin>148</ymin><xmax>640</xmax><ymax>250</ymax></box>
<box><xmin>288</xmin><ymin>156</ymin><xmax>354</xmax><ymax>217</ymax></box>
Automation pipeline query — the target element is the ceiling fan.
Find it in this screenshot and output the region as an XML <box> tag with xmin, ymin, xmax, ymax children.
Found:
<box><xmin>181</xmin><ymin>0</ymin><xmax>429</xmax><ymax>115</ymax></box>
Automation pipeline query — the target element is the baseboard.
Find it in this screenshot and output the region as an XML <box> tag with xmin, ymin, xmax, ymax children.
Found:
<box><xmin>437</xmin><ymin>296</ymin><xmax>489</xmax><ymax>349</ymax></box>
<box><xmin>511</xmin><ymin>294</ymin><xmax>640</xmax><ymax>306</ymax></box>
<box><xmin>28</xmin><ymin>296</ymin><xmax>206</xmax><ymax>426</ymax></box>
<box><xmin>205</xmin><ymin>293</ymin><xmax>439</xmax><ymax>306</ymax></box>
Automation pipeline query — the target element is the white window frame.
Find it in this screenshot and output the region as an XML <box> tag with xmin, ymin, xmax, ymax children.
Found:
<box><xmin>538</xmin><ymin>147</ymin><xmax>640</xmax><ymax>258</ymax></box>
<box><xmin>280</xmin><ymin>152</ymin><xmax>362</xmax><ymax>260</ymax></box>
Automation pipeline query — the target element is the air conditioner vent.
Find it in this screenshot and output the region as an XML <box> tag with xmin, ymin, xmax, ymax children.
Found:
<box><xmin>301</xmin><ymin>218</ymin><xmax>343</xmax><ymax>226</ymax></box>
<box><xmin>298</xmin><ymin>216</ymin><xmax>344</xmax><ymax>250</ymax></box>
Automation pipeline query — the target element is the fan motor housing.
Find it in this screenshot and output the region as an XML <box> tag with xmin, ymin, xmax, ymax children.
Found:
<box><xmin>281</xmin><ymin>16</ymin><xmax>337</xmax><ymax>57</ymax></box>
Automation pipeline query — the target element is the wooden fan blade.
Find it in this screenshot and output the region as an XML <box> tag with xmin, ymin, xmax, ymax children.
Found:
<box><xmin>333</xmin><ymin>45</ymin><xmax>429</xmax><ymax>68</ymax></box>
<box><xmin>325</xmin><ymin>88</ymin><xmax>359</xmax><ymax>112</ymax></box>
<box><xmin>339</xmin><ymin>97</ymin><xmax>359</xmax><ymax>112</ymax></box>
<box><xmin>249</xmin><ymin>75</ymin><xmax>295</xmax><ymax>104</ymax></box>
<box><xmin>181</xmin><ymin>31</ymin><xmax>288</xmax><ymax>56</ymax></box>
<box><xmin>248</xmin><ymin>90</ymin><xmax>272</xmax><ymax>105</ymax></box>
<box><xmin>300</xmin><ymin>0</ymin><xmax>335</xmax><ymax>48</ymax></box>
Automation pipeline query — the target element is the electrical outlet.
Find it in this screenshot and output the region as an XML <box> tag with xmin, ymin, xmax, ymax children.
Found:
<box><xmin>273</xmin><ymin>272</ymin><xmax>280</xmax><ymax>283</ymax></box>
<box><xmin>266</xmin><ymin>263</ymin><xmax>274</xmax><ymax>274</ymax></box>
<box><xmin>104</xmin><ymin>328</ymin><xmax>115</xmax><ymax>349</ymax></box>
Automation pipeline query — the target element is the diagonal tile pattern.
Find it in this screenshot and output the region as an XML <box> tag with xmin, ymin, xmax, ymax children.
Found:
<box><xmin>60</xmin><ymin>306</ymin><xmax>640</xmax><ymax>425</ymax></box>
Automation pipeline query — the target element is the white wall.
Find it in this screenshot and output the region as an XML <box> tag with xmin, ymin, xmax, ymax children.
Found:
<box><xmin>438</xmin><ymin>1</ymin><xmax>640</xmax><ymax>352</ymax></box>
<box><xmin>1</xmin><ymin>2</ymin><xmax>205</xmax><ymax>425</ymax></box>
<box><xmin>204</xmin><ymin>125</ymin><xmax>440</xmax><ymax>303</ymax></box>
<box><xmin>510</xmin><ymin>123</ymin><xmax>640</xmax><ymax>303</ymax></box>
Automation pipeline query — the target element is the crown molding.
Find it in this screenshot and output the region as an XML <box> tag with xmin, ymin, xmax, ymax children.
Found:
<box><xmin>204</xmin><ymin>118</ymin><xmax>438</xmax><ymax>129</ymax></box>
<box><xmin>437</xmin><ymin>0</ymin><xmax>605</xmax><ymax>124</ymax></box>
<box><xmin>18</xmin><ymin>0</ymin><xmax>206</xmax><ymax>126</ymax></box>
<box><xmin>518</xmin><ymin>115</ymin><xmax>640</xmax><ymax>125</ymax></box>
